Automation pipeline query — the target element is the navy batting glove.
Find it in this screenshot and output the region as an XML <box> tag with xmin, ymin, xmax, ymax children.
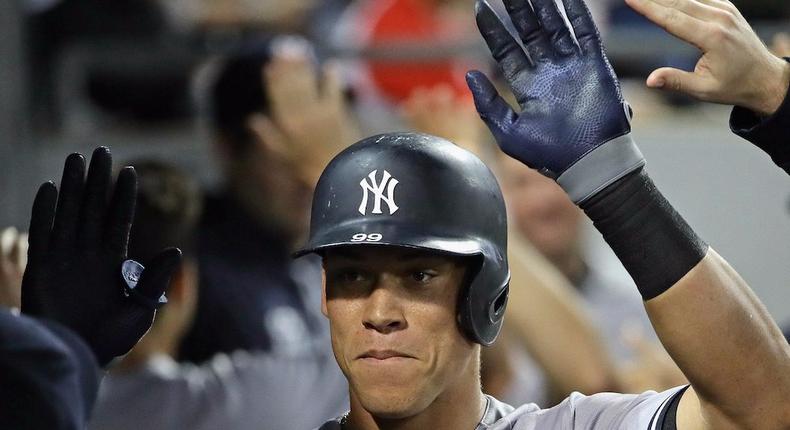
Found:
<box><xmin>467</xmin><ymin>0</ymin><xmax>644</xmax><ymax>204</ymax></box>
<box><xmin>21</xmin><ymin>147</ymin><xmax>181</xmax><ymax>366</ymax></box>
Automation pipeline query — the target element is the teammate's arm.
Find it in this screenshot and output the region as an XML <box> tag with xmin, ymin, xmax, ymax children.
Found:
<box><xmin>467</xmin><ymin>0</ymin><xmax>790</xmax><ymax>428</ymax></box>
<box><xmin>89</xmin><ymin>349</ymin><xmax>347</xmax><ymax>430</ymax></box>
<box><xmin>625</xmin><ymin>0</ymin><xmax>790</xmax><ymax>176</ymax></box>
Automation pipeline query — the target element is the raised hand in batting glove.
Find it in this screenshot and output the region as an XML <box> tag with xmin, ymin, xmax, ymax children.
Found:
<box><xmin>21</xmin><ymin>147</ymin><xmax>182</xmax><ymax>366</ymax></box>
<box><xmin>467</xmin><ymin>0</ymin><xmax>644</xmax><ymax>204</ymax></box>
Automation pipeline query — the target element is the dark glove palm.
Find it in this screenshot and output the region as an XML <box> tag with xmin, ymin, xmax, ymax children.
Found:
<box><xmin>468</xmin><ymin>0</ymin><xmax>642</xmax><ymax>203</ymax></box>
<box><xmin>22</xmin><ymin>148</ymin><xmax>181</xmax><ymax>366</ymax></box>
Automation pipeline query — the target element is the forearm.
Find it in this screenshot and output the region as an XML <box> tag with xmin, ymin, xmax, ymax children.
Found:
<box><xmin>506</xmin><ymin>233</ymin><xmax>619</xmax><ymax>395</ymax></box>
<box><xmin>648</xmin><ymin>250</ymin><xmax>790</xmax><ymax>428</ymax></box>
<box><xmin>581</xmin><ymin>169</ymin><xmax>790</xmax><ymax>426</ymax></box>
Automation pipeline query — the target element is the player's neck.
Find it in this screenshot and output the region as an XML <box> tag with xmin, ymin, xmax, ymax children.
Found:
<box><xmin>344</xmin><ymin>370</ymin><xmax>486</xmax><ymax>430</ymax></box>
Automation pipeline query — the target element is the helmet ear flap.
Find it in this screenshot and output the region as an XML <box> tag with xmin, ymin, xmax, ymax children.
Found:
<box><xmin>456</xmin><ymin>254</ymin><xmax>484</xmax><ymax>340</ymax></box>
<box><xmin>456</xmin><ymin>252</ymin><xmax>510</xmax><ymax>346</ymax></box>
<box><xmin>489</xmin><ymin>283</ymin><xmax>509</xmax><ymax>324</ymax></box>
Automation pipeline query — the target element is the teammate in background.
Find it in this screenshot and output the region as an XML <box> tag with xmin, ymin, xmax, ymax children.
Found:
<box><xmin>180</xmin><ymin>35</ymin><xmax>357</xmax><ymax>363</ymax></box>
<box><xmin>624</xmin><ymin>0</ymin><xmax>790</xmax><ymax>174</ymax></box>
<box><xmin>496</xmin><ymin>157</ymin><xmax>685</xmax><ymax>394</ymax></box>
<box><xmin>99</xmin><ymin>160</ymin><xmax>203</xmax><ymax>372</ymax></box>
<box><xmin>0</xmin><ymin>148</ymin><xmax>180</xmax><ymax>428</ymax></box>
<box><xmin>307</xmin><ymin>0</ymin><xmax>790</xmax><ymax>428</ymax></box>
<box><xmin>88</xmin><ymin>161</ymin><xmax>347</xmax><ymax>430</ymax></box>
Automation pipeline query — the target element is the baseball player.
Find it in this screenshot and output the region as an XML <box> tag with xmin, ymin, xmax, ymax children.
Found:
<box><xmin>301</xmin><ymin>0</ymin><xmax>790</xmax><ymax>428</ymax></box>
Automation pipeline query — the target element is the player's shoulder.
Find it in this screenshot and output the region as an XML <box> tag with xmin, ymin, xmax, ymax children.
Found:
<box><xmin>313</xmin><ymin>387</ymin><xmax>687</xmax><ymax>430</ymax></box>
<box><xmin>483</xmin><ymin>386</ymin><xmax>687</xmax><ymax>429</ymax></box>
<box><xmin>558</xmin><ymin>386</ymin><xmax>688</xmax><ymax>429</ymax></box>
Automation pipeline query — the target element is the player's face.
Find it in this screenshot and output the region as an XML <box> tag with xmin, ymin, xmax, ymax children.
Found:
<box><xmin>498</xmin><ymin>156</ymin><xmax>582</xmax><ymax>260</ymax></box>
<box><xmin>322</xmin><ymin>246</ymin><xmax>477</xmax><ymax>419</ymax></box>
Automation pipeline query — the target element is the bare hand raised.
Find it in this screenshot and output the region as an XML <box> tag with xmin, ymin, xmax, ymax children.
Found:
<box><xmin>626</xmin><ymin>0</ymin><xmax>790</xmax><ymax>115</ymax></box>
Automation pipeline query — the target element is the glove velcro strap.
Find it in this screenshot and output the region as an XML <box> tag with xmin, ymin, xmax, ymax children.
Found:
<box><xmin>121</xmin><ymin>260</ymin><xmax>168</xmax><ymax>309</ymax></box>
<box><xmin>557</xmin><ymin>133</ymin><xmax>645</xmax><ymax>205</ymax></box>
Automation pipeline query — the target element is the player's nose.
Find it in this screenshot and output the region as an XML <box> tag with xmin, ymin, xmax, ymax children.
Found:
<box><xmin>362</xmin><ymin>277</ymin><xmax>407</xmax><ymax>334</ymax></box>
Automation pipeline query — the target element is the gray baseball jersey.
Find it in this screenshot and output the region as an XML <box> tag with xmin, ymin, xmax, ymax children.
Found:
<box><xmin>316</xmin><ymin>385</ymin><xmax>688</xmax><ymax>430</ymax></box>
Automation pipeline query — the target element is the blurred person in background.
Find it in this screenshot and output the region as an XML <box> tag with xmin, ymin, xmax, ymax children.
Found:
<box><xmin>497</xmin><ymin>156</ymin><xmax>686</xmax><ymax>393</ymax></box>
<box><xmin>112</xmin><ymin>160</ymin><xmax>203</xmax><ymax>368</ymax></box>
<box><xmin>179</xmin><ymin>36</ymin><xmax>359</xmax><ymax>367</ymax></box>
<box><xmin>89</xmin><ymin>160</ymin><xmax>348</xmax><ymax>430</ymax></box>
<box><xmin>497</xmin><ymin>156</ymin><xmax>657</xmax><ymax>360</ymax></box>
<box><xmin>0</xmin><ymin>148</ymin><xmax>180</xmax><ymax>429</ymax></box>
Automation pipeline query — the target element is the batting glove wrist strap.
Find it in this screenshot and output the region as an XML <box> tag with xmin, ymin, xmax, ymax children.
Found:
<box><xmin>557</xmin><ymin>133</ymin><xmax>645</xmax><ymax>204</ymax></box>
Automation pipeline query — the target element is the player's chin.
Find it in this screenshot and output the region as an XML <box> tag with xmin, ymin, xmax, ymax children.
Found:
<box><xmin>354</xmin><ymin>385</ymin><xmax>432</xmax><ymax>420</ymax></box>
<box><xmin>348</xmin><ymin>359</ymin><xmax>435</xmax><ymax>416</ymax></box>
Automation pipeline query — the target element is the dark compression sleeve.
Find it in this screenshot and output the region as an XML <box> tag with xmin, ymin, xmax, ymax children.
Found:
<box><xmin>580</xmin><ymin>168</ymin><xmax>708</xmax><ymax>300</ymax></box>
<box><xmin>729</xmin><ymin>58</ymin><xmax>790</xmax><ymax>176</ymax></box>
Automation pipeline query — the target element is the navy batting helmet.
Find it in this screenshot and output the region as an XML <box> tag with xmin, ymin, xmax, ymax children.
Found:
<box><xmin>296</xmin><ymin>132</ymin><xmax>509</xmax><ymax>345</ymax></box>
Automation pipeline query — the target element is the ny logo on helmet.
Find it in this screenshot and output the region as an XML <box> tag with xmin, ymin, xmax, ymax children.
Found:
<box><xmin>359</xmin><ymin>170</ymin><xmax>399</xmax><ymax>215</ymax></box>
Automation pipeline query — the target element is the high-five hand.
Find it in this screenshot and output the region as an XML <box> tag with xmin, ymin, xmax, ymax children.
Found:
<box><xmin>626</xmin><ymin>0</ymin><xmax>790</xmax><ymax>116</ymax></box>
<box><xmin>22</xmin><ymin>147</ymin><xmax>181</xmax><ymax>366</ymax></box>
<box><xmin>467</xmin><ymin>0</ymin><xmax>643</xmax><ymax>204</ymax></box>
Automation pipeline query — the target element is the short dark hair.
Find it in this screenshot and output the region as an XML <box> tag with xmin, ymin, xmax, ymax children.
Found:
<box><xmin>126</xmin><ymin>160</ymin><xmax>202</xmax><ymax>263</ymax></box>
<box><xmin>210</xmin><ymin>38</ymin><xmax>274</xmax><ymax>155</ymax></box>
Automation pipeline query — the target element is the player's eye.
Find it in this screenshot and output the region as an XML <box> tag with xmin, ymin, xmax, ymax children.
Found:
<box><xmin>330</xmin><ymin>270</ymin><xmax>368</xmax><ymax>284</ymax></box>
<box><xmin>411</xmin><ymin>270</ymin><xmax>436</xmax><ymax>283</ymax></box>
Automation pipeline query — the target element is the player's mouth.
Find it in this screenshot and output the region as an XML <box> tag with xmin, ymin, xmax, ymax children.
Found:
<box><xmin>357</xmin><ymin>349</ymin><xmax>415</xmax><ymax>361</ymax></box>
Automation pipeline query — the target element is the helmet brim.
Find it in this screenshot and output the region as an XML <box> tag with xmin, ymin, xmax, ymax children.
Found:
<box><xmin>293</xmin><ymin>220</ymin><xmax>485</xmax><ymax>259</ymax></box>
